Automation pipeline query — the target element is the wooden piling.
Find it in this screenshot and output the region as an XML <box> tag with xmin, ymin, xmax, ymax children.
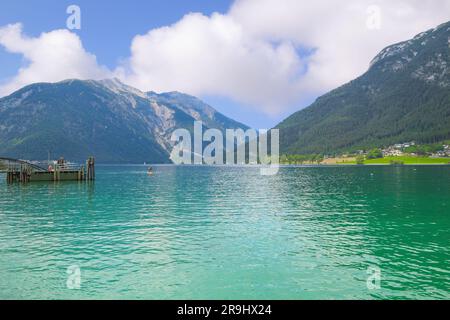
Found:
<box><xmin>85</xmin><ymin>157</ymin><xmax>95</xmax><ymax>181</ymax></box>
<box><xmin>90</xmin><ymin>157</ymin><xmax>95</xmax><ymax>181</ymax></box>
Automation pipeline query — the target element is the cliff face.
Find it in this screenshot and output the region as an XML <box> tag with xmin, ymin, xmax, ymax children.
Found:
<box><xmin>0</xmin><ymin>78</ymin><xmax>248</xmax><ymax>163</ymax></box>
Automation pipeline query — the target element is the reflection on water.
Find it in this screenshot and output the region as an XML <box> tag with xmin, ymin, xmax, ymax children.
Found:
<box><xmin>0</xmin><ymin>165</ymin><xmax>449</xmax><ymax>299</ymax></box>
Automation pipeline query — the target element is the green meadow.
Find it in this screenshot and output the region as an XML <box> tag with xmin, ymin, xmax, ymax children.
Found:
<box><xmin>361</xmin><ymin>156</ymin><xmax>450</xmax><ymax>165</ymax></box>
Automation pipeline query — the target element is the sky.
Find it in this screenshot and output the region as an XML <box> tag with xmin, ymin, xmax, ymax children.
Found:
<box><xmin>0</xmin><ymin>0</ymin><xmax>449</xmax><ymax>128</ymax></box>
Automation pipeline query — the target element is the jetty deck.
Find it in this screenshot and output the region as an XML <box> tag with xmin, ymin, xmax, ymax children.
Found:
<box><xmin>1</xmin><ymin>157</ymin><xmax>95</xmax><ymax>183</ymax></box>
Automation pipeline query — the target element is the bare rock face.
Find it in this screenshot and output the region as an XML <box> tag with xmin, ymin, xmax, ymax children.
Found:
<box><xmin>0</xmin><ymin>78</ymin><xmax>248</xmax><ymax>163</ymax></box>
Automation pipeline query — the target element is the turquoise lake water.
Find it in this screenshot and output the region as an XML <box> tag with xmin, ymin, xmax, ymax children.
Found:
<box><xmin>0</xmin><ymin>165</ymin><xmax>449</xmax><ymax>299</ymax></box>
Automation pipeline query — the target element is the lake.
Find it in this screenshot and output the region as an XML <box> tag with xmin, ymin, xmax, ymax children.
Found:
<box><xmin>0</xmin><ymin>165</ymin><xmax>449</xmax><ymax>299</ymax></box>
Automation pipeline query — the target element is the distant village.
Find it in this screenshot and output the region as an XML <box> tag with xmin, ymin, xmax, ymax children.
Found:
<box><xmin>307</xmin><ymin>141</ymin><xmax>450</xmax><ymax>165</ymax></box>
<box><xmin>355</xmin><ymin>141</ymin><xmax>450</xmax><ymax>158</ymax></box>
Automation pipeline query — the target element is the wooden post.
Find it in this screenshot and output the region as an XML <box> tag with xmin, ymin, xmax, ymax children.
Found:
<box><xmin>90</xmin><ymin>157</ymin><xmax>95</xmax><ymax>181</ymax></box>
<box><xmin>85</xmin><ymin>157</ymin><xmax>95</xmax><ymax>181</ymax></box>
<box><xmin>85</xmin><ymin>159</ymin><xmax>89</xmax><ymax>181</ymax></box>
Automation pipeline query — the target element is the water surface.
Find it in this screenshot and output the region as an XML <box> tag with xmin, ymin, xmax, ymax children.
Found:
<box><xmin>0</xmin><ymin>165</ymin><xmax>449</xmax><ymax>299</ymax></box>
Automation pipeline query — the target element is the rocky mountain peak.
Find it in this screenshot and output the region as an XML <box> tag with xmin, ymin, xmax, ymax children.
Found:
<box><xmin>0</xmin><ymin>79</ymin><xmax>248</xmax><ymax>163</ymax></box>
<box><xmin>369</xmin><ymin>21</ymin><xmax>450</xmax><ymax>87</ymax></box>
<box><xmin>277</xmin><ymin>21</ymin><xmax>450</xmax><ymax>155</ymax></box>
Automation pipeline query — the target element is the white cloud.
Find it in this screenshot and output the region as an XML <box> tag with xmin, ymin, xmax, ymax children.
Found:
<box><xmin>117</xmin><ymin>12</ymin><xmax>307</xmax><ymax>115</ymax></box>
<box><xmin>1</xmin><ymin>1</ymin><xmax>449</xmax><ymax>115</ymax></box>
<box><xmin>118</xmin><ymin>0</ymin><xmax>450</xmax><ymax>115</ymax></box>
<box><xmin>229</xmin><ymin>0</ymin><xmax>450</xmax><ymax>94</ymax></box>
<box><xmin>0</xmin><ymin>23</ymin><xmax>110</xmax><ymax>96</ymax></box>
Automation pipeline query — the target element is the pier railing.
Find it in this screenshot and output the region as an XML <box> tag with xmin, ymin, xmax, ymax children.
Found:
<box><xmin>1</xmin><ymin>157</ymin><xmax>95</xmax><ymax>183</ymax></box>
<box><xmin>0</xmin><ymin>158</ymin><xmax>47</xmax><ymax>172</ymax></box>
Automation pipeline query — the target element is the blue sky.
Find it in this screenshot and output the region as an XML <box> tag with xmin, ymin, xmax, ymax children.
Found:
<box><xmin>0</xmin><ymin>0</ymin><xmax>231</xmax><ymax>70</ymax></box>
<box><xmin>0</xmin><ymin>0</ymin><xmax>309</xmax><ymax>128</ymax></box>
<box><xmin>0</xmin><ymin>1</ymin><xmax>448</xmax><ymax>128</ymax></box>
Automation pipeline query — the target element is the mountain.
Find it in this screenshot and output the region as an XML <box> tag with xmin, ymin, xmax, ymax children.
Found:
<box><xmin>0</xmin><ymin>78</ymin><xmax>248</xmax><ymax>163</ymax></box>
<box><xmin>277</xmin><ymin>21</ymin><xmax>450</xmax><ymax>155</ymax></box>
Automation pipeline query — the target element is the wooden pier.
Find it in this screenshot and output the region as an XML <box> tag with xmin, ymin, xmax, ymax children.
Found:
<box><xmin>2</xmin><ymin>157</ymin><xmax>95</xmax><ymax>183</ymax></box>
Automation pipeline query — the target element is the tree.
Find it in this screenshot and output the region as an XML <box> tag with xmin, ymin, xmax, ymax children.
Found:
<box><xmin>356</xmin><ymin>155</ymin><xmax>365</xmax><ymax>165</ymax></box>
<box><xmin>315</xmin><ymin>154</ymin><xmax>324</xmax><ymax>164</ymax></box>
<box><xmin>367</xmin><ymin>148</ymin><xmax>383</xmax><ymax>159</ymax></box>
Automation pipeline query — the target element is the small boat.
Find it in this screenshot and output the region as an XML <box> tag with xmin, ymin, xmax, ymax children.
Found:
<box><xmin>147</xmin><ymin>167</ymin><xmax>153</xmax><ymax>176</ymax></box>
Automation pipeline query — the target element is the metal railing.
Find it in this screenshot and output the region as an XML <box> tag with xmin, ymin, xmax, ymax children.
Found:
<box><xmin>0</xmin><ymin>157</ymin><xmax>47</xmax><ymax>172</ymax></box>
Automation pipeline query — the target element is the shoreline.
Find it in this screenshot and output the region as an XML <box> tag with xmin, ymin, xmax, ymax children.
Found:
<box><xmin>281</xmin><ymin>163</ymin><xmax>450</xmax><ymax>166</ymax></box>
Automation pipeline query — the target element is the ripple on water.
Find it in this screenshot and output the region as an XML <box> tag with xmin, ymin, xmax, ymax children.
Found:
<box><xmin>0</xmin><ymin>166</ymin><xmax>449</xmax><ymax>299</ymax></box>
